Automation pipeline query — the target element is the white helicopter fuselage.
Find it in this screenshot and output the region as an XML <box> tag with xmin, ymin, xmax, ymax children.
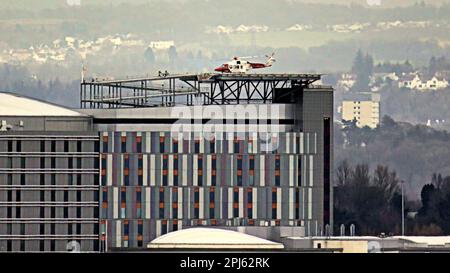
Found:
<box><xmin>227</xmin><ymin>59</ymin><xmax>253</xmax><ymax>73</ymax></box>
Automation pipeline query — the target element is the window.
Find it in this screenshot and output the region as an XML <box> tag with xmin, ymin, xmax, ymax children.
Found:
<box><xmin>159</xmin><ymin>136</ymin><xmax>165</xmax><ymax>153</ymax></box>
<box><xmin>101</xmin><ymin>155</ymin><xmax>106</xmax><ymax>186</ymax></box>
<box><xmin>136</xmin><ymin>187</ymin><xmax>142</xmax><ymax>218</ymax></box>
<box><xmin>197</xmin><ymin>155</ymin><xmax>203</xmax><ymax>186</ymax></box>
<box><xmin>297</xmin><ymin>156</ymin><xmax>302</xmax><ymax>186</ymax></box>
<box><xmin>272</xmin><ymin>188</ymin><xmax>277</xmax><ymax>219</ymax></box>
<box><xmin>123</xmin><ymin>154</ymin><xmax>130</xmax><ymax>186</ymax></box>
<box><xmin>233</xmin><ymin>188</ymin><xmax>239</xmax><ymax>218</ymax></box>
<box><xmin>249</xmin><ymin>155</ymin><xmax>255</xmax><ymax>186</ymax></box>
<box><xmin>237</xmin><ymin>155</ymin><xmax>243</xmax><ymax>186</ymax></box>
<box><xmin>173</xmin><ymin>155</ymin><xmax>179</xmax><ymax>186</ymax></box>
<box><xmin>102</xmin><ymin>135</ymin><xmax>108</xmax><ymax>152</ymax></box>
<box><xmin>162</xmin><ymin>154</ymin><xmax>168</xmax><ymax>186</ymax></box>
<box><xmin>159</xmin><ymin>188</ymin><xmax>165</xmax><ymax>219</ymax></box>
<box><xmin>234</xmin><ymin>137</ymin><xmax>239</xmax><ymax>153</ymax></box>
<box><xmin>123</xmin><ymin>220</ymin><xmax>129</xmax><ymax>247</ymax></box>
<box><xmin>275</xmin><ymin>155</ymin><xmax>281</xmax><ymax>186</ymax></box>
<box><xmin>102</xmin><ymin>188</ymin><xmax>108</xmax><ymax>208</ymax></box>
<box><xmin>138</xmin><ymin>154</ymin><xmax>143</xmax><ymax>186</ymax></box>
<box><xmin>136</xmin><ymin>136</ymin><xmax>142</xmax><ymax>153</ymax></box>
<box><xmin>194</xmin><ymin>187</ymin><xmax>199</xmax><ymax>219</ymax></box>
<box><xmin>137</xmin><ymin>220</ymin><xmax>143</xmax><ymax>247</ymax></box>
<box><xmin>211</xmin><ymin>155</ymin><xmax>217</xmax><ymax>186</ymax></box>
<box><xmin>247</xmin><ymin>188</ymin><xmax>253</xmax><ymax>219</ymax></box>
<box><xmin>209</xmin><ymin>139</ymin><xmax>215</xmax><ymax>153</ymax></box>
<box><xmin>209</xmin><ymin>187</ymin><xmax>215</xmax><ymax>219</ymax></box>
<box><xmin>173</xmin><ymin>138</ymin><xmax>178</xmax><ymax>153</ymax></box>
<box><xmin>121</xmin><ymin>136</ymin><xmax>127</xmax><ymax>153</ymax></box>
<box><xmin>121</xmin><ymin>187</ymin><xmax>126</xmax><ymax>218</ymax></box>
<box><xmin>64</xmin><ymin>141</ymin><xmax>69</xmax><ymax>153</ymax></box>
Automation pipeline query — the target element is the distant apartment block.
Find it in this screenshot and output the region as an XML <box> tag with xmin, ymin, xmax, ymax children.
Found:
<box><xmin>341</xmin><ymin>92</ymin><xmax>380</xmax><ymax>129</ymax></box>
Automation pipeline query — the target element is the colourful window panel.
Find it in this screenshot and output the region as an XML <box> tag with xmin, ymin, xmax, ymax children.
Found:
<box><xmin>173</xmin><ymin>155</ymin><xmax>179</xmax><ymax>186</ymax></box>
<box><xmin>159</xmin><ymin>136</ymin><xmax>165</xmax><ymax>153</ymax></box>
<box><xmin>136</xmin><ymin>154</ymin><xmax>143</xmax><ymax>186</ymax></box>
<box><xmin>249</xmin><ymin>155</ymin><xmax>255</xmax><ymax>186</ymax></box>
<box><xmin>159</xmin><ymin>187</ymin><xmax>165</xmax><ymax>219</ymax></box>
<box><xmin>102</xmin><ymin>188</ymin><xmax>108</xmax><ymax>209</ymax></box>
<box><xmin>102</xmin><ymin>135</ymin><xmax>109</xmax><ymax>152</ymax></box>
<box><xmin>101</xmin><ymin>220</ymin><xmax>106</xmax><ymax>241</ymax></box>
<box><xmin>120</xmin><ymin>187</ymin><xmax>126</xmax><ymax>218</ymax></box>
<box><xmin>198</xmin><ymin>155</ymin><xmax>203</xmax><ymax>186</ymax></box>
<box><xmin>121</xmin><ymin>136</ymin><xmax>126</xmax><ymax>153</ymax></box>
<box><xmin>234</xmin><ymin>136</ymin><xmax>239</xmax><ymax>153</ymax></box>
<box><xmin>136</xmin><ymin>187</ymin><xmax>142</xmax><ymax>218</ymax></box>
<box><xmin>275</xmin><ymin>155</ymin><xmax>281</xmax><ymax>187</ymax></box>
<box><xmin>124</xmin><ymin>154</ymin><xmax>130</xmax><ymax>186</ymax></box>
<box><xmin>123</xmin><ymin>220</ymin><xmax>129</xmax><ymax>246</ymax></box>
<box><xmin>210</xmin><ymin>187</ymin><xmax>215</xmax><ymax>219</ymax></box>
<box><xmin>173</xmin><ymin>219</ymin><xmax>179</xmax><ymax>231</ymax></box>
<box><xmin>173</xmin><ymin>138</ymin><xmax>179</xmax><ymax>153</ymax></box>
<box><xmin>247</xmin><ymin>188</ymin><xmax>253</xmax><ymax>219</ymax></box>
<box><xmin>101</xmin><ymin>154</ymin><xmax>107</xmax><ymax>186</ymax></box>
<box><xmin>272</xmin><ymin>188</ymin><xmax>277</xmax><ymax>219</ymax></box>
<box><xmin>233</xmin><ymin>187</ymin><xmax>239</xmax><ymax>218</ymax></box>
<box><xmin>237</xmin><ymin>155</ymin><xmax>243</xmax><ymax>186</ymax></box>
<box><xmin>161</xmin><ymin>220</ymin><xmax>168</xmax><ymax>235</ymax></box>
<box><xmin>211</xmin><ymin>155</ymin><xmax>217</xmax><ymax>186</ymax></box>
<box><xmin>195</xmin><ymin>139</ymin><xmax>200</xmax><ymax>153</ymax></box>
<box><xmin>210</xmin><ymin>138</ymin><xmax>215</xmax><ymax>153</ymax></box>
<box><xmin>137</xmin><ymin>220</ymin><xmax>143</xmax><ymax>247</ymax></box>
<box><xmin>136</xmin><ymin>136</ymin><xmax>142</xmax><ymax>153</ymax></box>
<box><xmin>172</xmin><ymin>187</ymin><xmax>178</xmax><ymax>219</ymax></box>
<box><xmin>194</xmin><ymin>187</ymin><xmax>200</xmax><ymax>219</ymax></box>
<box><xmin>162</xmin><ymin>155</ymin><xmax>168</xmax><ymax>186</ymax></box>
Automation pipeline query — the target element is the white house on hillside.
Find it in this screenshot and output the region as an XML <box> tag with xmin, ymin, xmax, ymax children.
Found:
<box><xmin>398</xmin><ymin>73</ymin><xmax>448</xmax><ymax>91</ymax></box>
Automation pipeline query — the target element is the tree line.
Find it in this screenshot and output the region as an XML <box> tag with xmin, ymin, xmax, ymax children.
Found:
<box><xmin>334</xmin><ymin>161</ymin><xmax>450</xmax><ymax>236</ymax></box>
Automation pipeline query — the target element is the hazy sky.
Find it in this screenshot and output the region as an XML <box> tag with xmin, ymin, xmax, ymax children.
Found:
<box><xmin>1</xmin><ymin>0</ymin><xmax>449</xmax><ymax>10</ymax></box>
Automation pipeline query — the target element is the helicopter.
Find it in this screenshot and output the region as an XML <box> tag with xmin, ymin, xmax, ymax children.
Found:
<box><xmin>214</xmin><ymin>53</ymin><xmax>276</xmax><ymax>73</ymax></box>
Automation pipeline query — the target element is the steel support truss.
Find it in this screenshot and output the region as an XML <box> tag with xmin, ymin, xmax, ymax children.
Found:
<box><xmin>80</xmin><ymin>73</ymin><xmax>321</xmax><ymax>108</ymax></box>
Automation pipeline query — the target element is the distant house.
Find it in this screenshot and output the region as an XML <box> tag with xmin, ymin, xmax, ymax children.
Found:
<box><xmin>149</xmin><ymin>41</ymin><xmax>175</xmax><ymax>50</ymax></box>
<box><xmin>398</xmin><ymin>73</ymin><xmax>448</xmax><ymax>91</ymax></box>
<box><xmin>369</xmin><ymin>72</ymin><xmax>399</xmax><ymax>91</ymax></box>
<box><xmin>337</xmin><ymin>73</ymin><xmax>357</xmax><ymax>91</ymax></box>
<box><xmin>424</xmin><ymin>75</ymin><xmax>448</xmax><ymax>90</ymax></box>
<box><xmin>398</xmin><ymin>74</ymin><xmax>422</xmax><ymax>89</ymax></box>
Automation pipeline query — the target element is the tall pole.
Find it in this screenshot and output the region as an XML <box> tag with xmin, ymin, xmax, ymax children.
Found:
<box><xmin>401</xmin><ymin>180</ymin><xmax>405</xmax><ymax>236</ymax></box>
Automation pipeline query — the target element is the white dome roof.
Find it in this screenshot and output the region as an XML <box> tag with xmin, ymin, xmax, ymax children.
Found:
<box><xmin>148</xmin><ymin>228</ymin><xmax>284</xmax><ymax>249</ymax></box>
<box><xmin>0</xmin><ymin>92</ymin><xmax>85</xmax><ymax>117</ymax></box>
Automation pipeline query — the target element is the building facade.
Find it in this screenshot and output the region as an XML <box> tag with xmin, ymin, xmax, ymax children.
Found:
<box><xmin>341</xmin><ymin>92</ymin><xmax>380</xmax><ymax>129</ymax></box>
<box><xmin>0</xmin><ymin>93</ymin><xmax>100</xmax><ymax>252</ymax></box>
<box><xmin>0</xmin><ymin>73</ymin><xmax>333</xmax><ymax>252</ymax></box>
<box><xmin>79</xmin><ymin>75</ymin><xmax>334</xmax><ymax>250</ymax></box>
